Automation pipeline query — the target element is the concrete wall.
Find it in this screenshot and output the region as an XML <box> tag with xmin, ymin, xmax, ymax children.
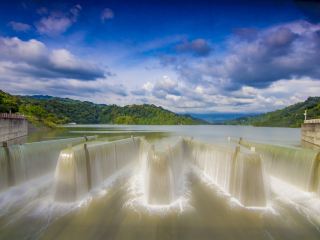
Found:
<box><xmin>301</xmin><ymin>119</ymin><xmax>320</xmax><ymax>147</ymax></box>
<box><xmin>0</xmin><ymin>115</ymin><xmax>28</xmax><ymax>143</ymax></box>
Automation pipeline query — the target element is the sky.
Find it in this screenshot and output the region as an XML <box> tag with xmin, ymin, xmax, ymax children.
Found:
<box><xmin>0</xmin><ymin>0</ymin><xmax>320</xmax><ymax>114</ymax></box>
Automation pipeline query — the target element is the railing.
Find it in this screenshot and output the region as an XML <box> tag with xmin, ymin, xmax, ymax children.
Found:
<box><xmin>304</xmin><ymin>119</ymin><xmax>320</xmax><ymax>124</ymax></box>
<box><xmin>0</xmin><ymin>113</ymin><xmax>26</xmax><ymax>120</ymax></box>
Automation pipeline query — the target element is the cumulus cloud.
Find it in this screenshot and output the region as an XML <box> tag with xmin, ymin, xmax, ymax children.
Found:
<box><xmin>2</xmin><ymin>18</ymin><xmax>319</xmax><ymax>113</ymax></box>
<box><xmin>0</xmin><ymin>36</ymin><xmax>126</xmax><ymax>102</ymax></box>
<box><xmin>8</xmin><ymin>21</ymin><xmax>31</xmax><ymax>32</ymax></box>
<box><xmin>166</xmin><ymin>20</ymin><xmax>320</xmax><ymax>92</ymax></box>
<box><xmin>131</xmin><ymin>25</ymin><xmax>320</xmax><ymax>113</ymax></box>
<box><xmin>176</xmin><ymin>38</ymin><xmax>212</xmax><ymax>57</ymax></box>
<box><xmin>152</xmin><ymin>76</ymin><xmax>181</xmax><ymax>98</ymax></box>
<box><xmin>35</xmin><ymin>4</ymin><xmax>82</xmax><ymax>36</ymax></box>
<box><xmin>0</xmin><ymin>74</ymin><xmax>127</xmax><ymax>101</ymax></box>
<box><xmin>101</xmin><ymin>8</ymin><xmax>114</xmax><ymax>23</ymax></box>
<box><xmin>0</xmin><ymin>37</ymin><xmax>105</xmax><ymax>80</ymax></box>
<box><xmin>131</xmin><ymin>75</ymin><xmax>320</xmax><ymax>113</ymax></box>
<box><xmin>223</xmin><ymin>21</ymin><xmax>320</xmax><ymax>89</ymax></box>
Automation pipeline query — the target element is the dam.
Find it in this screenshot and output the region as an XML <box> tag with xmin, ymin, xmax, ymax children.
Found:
<box><xmin>1</xmin><ymin>127</ymin><xmax>320</xmax><ymax>240</ymax></box>
<box><xmin>302</xmin><ymin>119</ymin><xmax>320</xmax><ymax>147</ymax></box>
<box><xmin>0</xmin><ymin>113</ymin><xmax>28</xmax><ymax>144</ymax></box>
<box><xmin>52</xmin><ymin>137</ymin><xmax>268</xmax><ymax>207</ymax></box>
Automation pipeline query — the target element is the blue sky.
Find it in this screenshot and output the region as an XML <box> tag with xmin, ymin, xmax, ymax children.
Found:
<box><xmin>0</xmin><ymin>0</ymin><xmax>320</xmax><ymax>113</ymax></box>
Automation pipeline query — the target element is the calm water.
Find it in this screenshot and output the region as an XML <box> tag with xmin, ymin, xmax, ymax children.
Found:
<box><xmin>1</xmin><ymin>125</ymin><xmax>319</xmax><ymax>240</ymax></box>
<box><xmin>28</xmin><ymin>124</ymin><xmax>301</xmax><ymax>146</ymax></box>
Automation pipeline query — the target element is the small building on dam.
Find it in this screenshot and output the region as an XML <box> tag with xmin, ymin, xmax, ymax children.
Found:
<box><xmin>0</xmin><ymin>113</ymin><xmax>28</xmax><ymax>144</ymax></box>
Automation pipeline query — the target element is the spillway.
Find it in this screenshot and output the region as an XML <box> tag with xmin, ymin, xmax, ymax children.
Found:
<box><xmin>187</xmin><ymin>140</ymin><xmax>268</xmax><ymax>207</ymax></box>
<box><xmin>54</xmin><ymin>137</ymin><xmax>141</xmax><ymax>202</ymax></box>
<box><xmin>0</xmin><ymin>136</ymin><xmax>96</xmax><ymax>191</ymax></box>
<box><xmin>53</xmin><ymin>137</ymin><xmax>268</xmax><ymax>207</ymax></box>
<box><xmin>145</xmin><ymin>149</ymin><xmax>175</xmax><ymax>204</ymax></box>
<box><xmin>5</xmin><ymin>135</ymin><xmax>317</xmax><ymax>214</ymax></box>
<box><xmin>143</xmin><ymin>139</ymin><xmax>187</xmax><ymax>205</ymax></box>
<box><xmin>239</xmin><ymin>138</ymin><xmax>320</xmax><ymax>196</ymax></box>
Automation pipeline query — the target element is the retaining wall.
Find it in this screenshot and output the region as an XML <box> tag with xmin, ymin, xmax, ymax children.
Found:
<box><xmin>0</xmin><ymin>114</ymin><xmax>28</xmax><ymax>143</ymax></box>
<box><xmin>302</xmin><ymin>119</ymin><xmax>320</xmax><ymax>147</ymax></box>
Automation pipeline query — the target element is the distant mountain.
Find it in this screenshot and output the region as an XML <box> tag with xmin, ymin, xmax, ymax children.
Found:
<box><xmin>191</xmin><ymin>112</ymin><xmax>258</xmax><ymax>124</ymax></box>
<box><xmin>0</xmin><ymin>90</ymin><xmax>206</xmax><ymax>127</ymax></box>
<box><xmin>225</xmin><ymin>97</ymin><xmax>320</xmax><ymax>127</ymax></box>
<box><xmin>30</xmin><ymin>95</ymin><xmax>55</xmax><ymax>100</ymax></box>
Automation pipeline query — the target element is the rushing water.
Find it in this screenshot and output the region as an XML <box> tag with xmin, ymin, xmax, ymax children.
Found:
<box><xmin>1</xmin><ymin>124</ymin><xmax>320</xmax><ymax>240</ymax></box>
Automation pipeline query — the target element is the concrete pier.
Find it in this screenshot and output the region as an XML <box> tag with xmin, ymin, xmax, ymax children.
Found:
<box><xmin>301</xmin><ymin>119</ymin><xmax>320</xmax><ymax>147</ymax></box>
<box><xmin>0</xmin><ymin>113</ymin><xmax>28</xmax><ymax>143</ymax></box>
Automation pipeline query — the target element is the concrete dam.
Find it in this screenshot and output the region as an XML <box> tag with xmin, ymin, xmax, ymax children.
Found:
<box><xmin>1</xmin><ymin>135</ymin><xmax>320</xmax><ymax>239</ymax></box>
<box><xmin>0</xmin><ymin>113</ymin><xmax>28</xmax><ymax>143</ymax></box>
<box><xmin>302</xmin><ymin>119</ymin><xmax>320</xmax><ymax>147</ymax></box>
<box><xmin>1</xmin><ymin>136</ymin><xmax>320</xmax><ymax>205</ymax></box>
<box><xmin>52</xmin><ymin>137</ymin><xmax>268</xmax><ymax>207</ymax></box>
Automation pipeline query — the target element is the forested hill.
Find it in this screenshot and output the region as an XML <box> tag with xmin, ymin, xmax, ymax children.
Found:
<box><xmin>225</xmin><ymin>97</ymin><xmax>320</xmax><ymax>128</ymax></box>
<box><xmin>0</xmin><ymin>90</ymin><xmax>206</xmax><ymax>127</ymax></box>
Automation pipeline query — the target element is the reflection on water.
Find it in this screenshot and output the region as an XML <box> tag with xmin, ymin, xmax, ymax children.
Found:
<box><xmin>27</xmin><ymin>124</ymin><xmax>301</xmax><ymax>146</ymax></box>
<box><xmin>1</xmin><ymin>125</ymin><xmax>320</xmax><ymax>240</ymax></box>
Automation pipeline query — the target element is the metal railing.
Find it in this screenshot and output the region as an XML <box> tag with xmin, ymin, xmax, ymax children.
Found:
<box><xmin>0</xmin><ymin>113</ymin><xmax>26</xmax><ymax>120</ymax></box>
<box><xmin>304</xmin><ymin>119</ymin><xmax>320</xmax><ymax>124</ymax></box>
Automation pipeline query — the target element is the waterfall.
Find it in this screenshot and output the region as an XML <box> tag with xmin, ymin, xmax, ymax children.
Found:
<box><xmin>54</xmin><ymin>137</ymin><xmax>141</xmax><ymax>202</ymax></box>
<box><xmin>230</xmin><ymin>149</ymin><xmax>268</xmax><ymax>207</ymax></box>
<box><xmin>145</xmin><ymin>149</ymin><xmax>175</xmax><ymax>204</ymax></box>
<box><xmin>239</xmin><ymin>139</ymin><xmax>320</xmax><ymax>195</ymax></box>
<box><xmin>0</xmin><ymin>136</ymin><xmax>271</xmax><ymax>207</ymax></box>
<box><xmin>142</xmin><ymin>138</ymin><xmax>267</xmax><ymax>207</ymax></box>
<box><xmin>54</xmin><ymin>146</ymin><xmax>89</xmax><ymax>202</ymax></box>
<box><xmin>143</xmin><ymin>139</ymin><xmax>187</xmax><ymax>205</ymax></box>
<box><xmin>188</xmin><ymin>141</ymin><xmax>235</xmax><ymax>192</ymax></box>
<box><xmin>0</xmin><ymin>136</ymin><xmax>96</xmax><ymax>192</ymax></box>
<box><xmin>0</xmin><ymin>147</ymin><xmax>10</xmax><ymax>190</ymax></box>
<box><xmin>187</xmin><ymin>140</ymin><xmax>268</xmax><ymax>207</ymax></box>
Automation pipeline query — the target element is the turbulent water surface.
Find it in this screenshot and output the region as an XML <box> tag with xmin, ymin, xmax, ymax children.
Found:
<box><xmin>1</xmin><ymin>125</ymin><xmax>320</xmax><ymax>240</ymax></box>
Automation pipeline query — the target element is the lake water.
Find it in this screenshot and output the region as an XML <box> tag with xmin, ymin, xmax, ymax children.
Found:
<box><xmin>27</xmin><ymin>124</ymin><xmax>301</xmax><ymax>146</ymax></box>
<box><xmin>1</xmin><ymin>124</ymin><xmax>320</xmax><ymax>240</ymax></box>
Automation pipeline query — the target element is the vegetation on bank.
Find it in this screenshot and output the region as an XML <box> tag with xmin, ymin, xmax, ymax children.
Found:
<box><xmin>0</xmin><ymin>90</ymin><xmax>205</xmax><ymax>127</ymax></box>
<box><xmin>0</xmin><ymin>90</ymin><xmax>65</xmax><ymax>127</ymax></box>
<box><xmin>2</xmin><ymin>89</ymin><xmax>319</xmax><ymax>128</ymax></box>
<box><xmin>225</xmin><ymin>97</ymin><xmax>320</xmax><ymax>128</ymax></box>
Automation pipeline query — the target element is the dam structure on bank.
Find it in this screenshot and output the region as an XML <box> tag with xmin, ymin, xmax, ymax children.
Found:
<box><xmin>0</xmin><ymin>113</ymin><xmax>28</xmax><ymax>143</ymax></box>
<box><xmin>302</xmin><ymin>119</ymin><xmax>320</xmax><ymax>147</ymax></box>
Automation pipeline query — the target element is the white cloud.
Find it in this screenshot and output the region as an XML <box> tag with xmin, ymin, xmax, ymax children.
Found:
<box><xmin>143</xmin><ymin>82</ymin><xmax>154</xmax><ymax>91</ymax></box>
<box><xmin>2</xmin><ymin>19</ymin><xmax>319</xmax><ymax>114</ymax></box>
<box><xmin>35</xmin><ymin>5</ymin><xmax>82</xmax><ymax>36</ymax></box>
<box><xmin>0</xmin><ymin>36</ymin><xmax>105</xmax><ymax>80</ymax></box>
